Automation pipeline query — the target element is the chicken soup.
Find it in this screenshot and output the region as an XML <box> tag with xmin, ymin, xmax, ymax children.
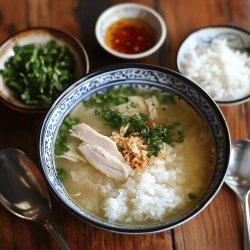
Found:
<box><xmin>54</xmin><ymin>86</ymin><xmax>215</xmax><ymax>225</ymax></box>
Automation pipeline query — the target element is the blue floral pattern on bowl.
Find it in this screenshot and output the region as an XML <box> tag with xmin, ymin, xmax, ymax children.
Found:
<box><xmin>39</xmin><ymin>64</ymin><xmax>230</xmax><ymax>234</ymax></box>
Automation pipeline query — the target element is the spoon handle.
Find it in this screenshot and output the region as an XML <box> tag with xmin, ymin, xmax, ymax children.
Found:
<box><xmin>42</xmin><ymin>219</ymin><xmax>70</xmax><ymax>250</ymax></box>
<box><xmin>241</xmin><ymin>192</ymin><xmax>250</xmax><ymax>250</ymax></box>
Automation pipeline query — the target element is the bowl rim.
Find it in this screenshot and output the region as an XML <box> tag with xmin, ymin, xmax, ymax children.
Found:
<box><xmin>38</xmin><ymin>63</ymin><xmax>231</xmax><ymax>234</ymax></box>
<box><xmin>0</xmin><ymin>26</ymin><xmax>90</xmax><ymax>113</ymax></box>
<box><xmin>176</xmin><ymin>24</ymin><xmax>250</xmax><ymax>106</ymax></box>
<box><xmin>95</xmin><ymin>3</ymin><xmax>167</xmax><ymax>59</ymax></box>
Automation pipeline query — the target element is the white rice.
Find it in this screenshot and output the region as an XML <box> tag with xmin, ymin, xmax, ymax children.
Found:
<box><xmin>70</xmin><ymin>145</ymin><xmax>199</xmax><ymax>223</ymax></box>
<box><xmin>181</xmin><ymin>39</ymin><xmax>250</xmax><ymax>101</ymax></box>
<box><xmin>101</xmin><ymin>165</ymin><xmax>182</xmax><ymax>222</ymax></box>
<box><xmin>100</xmin><ymin>148</ymin><xmax>186</xmax><ymax>223</ymax></box>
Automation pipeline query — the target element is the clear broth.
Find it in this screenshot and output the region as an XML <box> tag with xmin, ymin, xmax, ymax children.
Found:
<box><xmin>55</xmin><ymin>88</ymin><xmax>215</xmax><ymax>225</ymax></box>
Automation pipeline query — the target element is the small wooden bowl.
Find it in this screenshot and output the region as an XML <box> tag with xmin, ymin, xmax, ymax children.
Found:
<box><xmin>0</xmin><ymin>27</ymin><xmax>90</xmax><ymax>113</ymax></box>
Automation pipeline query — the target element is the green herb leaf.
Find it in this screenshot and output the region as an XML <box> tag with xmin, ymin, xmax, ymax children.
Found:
<box><xmin>83</xmin><ymin>86</ymin><xmax>162</xmax><ymax>108</ymax></box>
<box><xmin>129</xmin><ymin>101</ymin><xmax>138</xmax><ymax>108</ymax></box>
<box><xmin>95</xmin><ymin>108</ymin><xmax>130</xmax><ymax>129</ymax></box>
<box><xmin>161</xmin><ymin>94</ymin><xmax>177</xmax><ymax>105</ymax></box>
<box><xmin>55</xmin><ymin>116</ymin><xmax>80</xmax><ymax>156</ymax></box>
<box><xmin>0</xmin><ymin>40</ymin><xmax>75</xmax><ymax>107</ymax></box>
<box><xmin>56</xmin><ymin>167</ymin><xmax>67</xmax><ymax>182</ymax></box>
<box><xmin>83</xmin><ymin>87</ymin><xmax>130</xmax><ymax>107</ymax></box>
<box><xmin>188</xmin><ymin>192</ymin><xmax>197</xmax><ymax>201</ymax></box>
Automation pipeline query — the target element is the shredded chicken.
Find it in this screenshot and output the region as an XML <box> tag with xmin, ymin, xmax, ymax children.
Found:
<box><xmin>78</xmin><ymin>143</ymin><xmax>130</xmax><ymax>181</ymax></box>
<box><xmin>145</xmin><ymin>96</ymin><xmax>160</xmax><ymax>120</ymax></box>
<box><xmin>112</xmin><ymin>127</ymin><xmax>168</xmax><ymax>170</ymax></box>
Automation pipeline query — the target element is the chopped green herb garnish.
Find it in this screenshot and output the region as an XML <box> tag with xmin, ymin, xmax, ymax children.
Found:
<box><xmin>95</xmin><ymin>108</ymin><xmax>129</xmax><ymax>129</ymax></box>
<box><xmin>129</xmin><ymin>101</ymin><xmax>138</xmax><ymax>108</ymax></box>
<box><xmin>0</xmin><ymin>40</ymin><xmax>75</xmax><ymax>107</ymax></box>
<box><xmin>161</xmin><ymin>95</ymin><xmax>177</xmax><ymax>105</ymax></box>
<box><xmin>55</xmin><ymin>115</ymin><xmax>80</xmax><ymax>156</ymax></box>
<box><xmin>83</xmin><ymin>86</ymin><xmax>163</xmax><ymax>108</ymax></box>
<box><xmin>96</xmin><ymin>108</ymin><xmax>184</xmax><ymax>157</ymax></box>
<box><xmin>83</xmin><ymin>91</ymin><xmax>128</xmax><ymax>107</ymax></box>
<box><xmin>83</xmin><ymin>86</ymin><xmax>184</xmax><ymax>157</ymax></box>
<box><xmin>149</xmin><ymin>88</ymin><xmax>161</xmax><ymax>97</ymax></box>
<box><xmin>56</xmin><ymin>167</ymin><xmax>67</xmax><ymax>182</ymax></box>
<box><xmin>188</xmin><ymin>192</ymin><xmax>197</xmax><ymax>201</ymax></box>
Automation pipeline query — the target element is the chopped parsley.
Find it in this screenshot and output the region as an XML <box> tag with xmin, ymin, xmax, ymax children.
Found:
<box><xmin>56</xmin><ymin>167</ymin><xmax>67</xmax><ymax>182</ymax></box>
<box><xmin>60</xmin><ymin>86</ymin><xmax>184</xmax><ymax>159</ymax></box>
<box><xmin>89</xmin><ymin>86</ymin><xmax>184</xmax><ymax>158</ymax></box>
<box><xmin>95</xmin><ymin>108</ymin><xmax>129</xmax><ymax>129</ymax></box>
<box><xmin>161</xmin><ymin>95</ymin><xmax>177</xmax><ymax>105</ymax></box>
<box><xmin>129</xmin><ymin>101</ymin><xmax>138</xmax><ymax>108</ymax></box>
<box><xmin>146</xmin><ymin>88</ymin><xmax>161</xmax><ymax>97</ymax></box>
<box><xmin>54</xmin><ymin>115</ymin><xmax>80</xmax><ymax>156</ymax></box>
<box><xmin>95</xmin><ymin>108</ymin><xmax>184</xmax><ymax>157</ymax></box>
<box><xmin>0</xmin><ymin>40</ymin><xmax>75</xmax><ymax>107</ymax></box>
<box><xmin>188</xmin><ymin>192</ymin><xmax>197</xmax><ymax>201</ymax></box>
<box><xmin>83</xmin><ymin>86</ymin><xmax>164</xmax><ymax>108</ymax></box>
<box><xmin>83</xmin><ymin>87</ymin><xmax>130</xmax><ymax>107</ymax></box>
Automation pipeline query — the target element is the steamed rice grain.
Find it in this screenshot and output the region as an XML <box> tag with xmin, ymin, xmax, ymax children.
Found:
<box><xmin>102</xmin><ymin>158</ymin><xmax>184</xmax><ymax>223</ymax></box>
<box><xmin>181</xmin><ymin>39</ymin><xmax>250</xmax><ymax>101</ymax></box>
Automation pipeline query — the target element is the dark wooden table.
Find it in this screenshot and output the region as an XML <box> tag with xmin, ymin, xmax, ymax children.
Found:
<box><xmin>0</xmin><ymin>0</ymin><xmax>249</xmax><ymax>249</ymax></box>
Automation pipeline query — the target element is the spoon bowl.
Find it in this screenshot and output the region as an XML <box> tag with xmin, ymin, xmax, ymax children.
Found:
<box><xmin>225</xmin><ymin>139</ymin><xmax>250</xmax><ymax>250</ymax></box>
<box><xmin>0</xmin><ymin>148</ymin><xmax>70</xmax><ymax>250</ymax></box>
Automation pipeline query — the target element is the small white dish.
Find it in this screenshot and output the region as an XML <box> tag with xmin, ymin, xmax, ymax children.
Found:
<box><xmin>176</xmin><ymin>25</ymin><xmax>250</xmax><ymax>106</ymax></box>
<box><xmin>0</xmin><ymin>27</ymin><xmax>89</xmax><ymax>113</ymax></box>
<box><xmin>95</xmin><ymin>3</ymin><xmax>167</xmax><ymax>59</ymax></box>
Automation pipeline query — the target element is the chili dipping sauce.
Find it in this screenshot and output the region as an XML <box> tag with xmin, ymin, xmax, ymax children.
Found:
<box><xmin>104</xmin><ymin>18</ymin><xmax>156</xmax><ymax>54</ymax></box>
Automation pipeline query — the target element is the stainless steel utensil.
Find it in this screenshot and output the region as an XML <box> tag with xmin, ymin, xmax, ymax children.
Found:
<box><xmin>225</xmin><ymin>139</ymin><xmax>250</xmax><ymax>250</ymax></box>
<box><xmin>0</xmin><ymin>148</ymin><xmax>70</xmax><ymax>250</ymax></box>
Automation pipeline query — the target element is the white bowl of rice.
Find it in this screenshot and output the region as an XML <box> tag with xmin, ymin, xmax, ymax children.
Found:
<box><xmin>177</xmin><ymin>25</ymin><xmax>250</xmax><ymax>106</ymax></box>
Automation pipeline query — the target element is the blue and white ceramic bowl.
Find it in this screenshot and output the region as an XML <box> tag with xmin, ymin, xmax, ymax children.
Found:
<box><xmin>177</xmin><ymin>25</ymin><xmax>250</xmax><ymax>106</ymax></box>
<box><xmin>39</xmin><ymin>64</ymin><xmax>230</xmax><ymax>234</ymax></box>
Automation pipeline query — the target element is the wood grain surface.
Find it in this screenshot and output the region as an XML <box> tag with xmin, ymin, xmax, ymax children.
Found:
<box><xmin>0</xmin><ymin>0</ymin><xmax>249</xmax><ymax>249</ymax></box>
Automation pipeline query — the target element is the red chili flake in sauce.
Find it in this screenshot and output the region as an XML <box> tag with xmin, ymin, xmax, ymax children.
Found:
<box><xmin>145</xmin><ymin>120</ymin><xmax>153</xmax><ymax>127</ymax></box>
<box><xmin>105</xmin><ymin>18</ymin><xmax>156</xmax><ymax>54</ymax></box>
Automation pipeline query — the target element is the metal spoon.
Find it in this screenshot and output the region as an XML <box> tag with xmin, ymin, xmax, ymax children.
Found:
<box><xmin>0</xmin><ymin>148</ymin><xmax>70</xmax><ymax>250</ymax></box>
<box><xmin>225</xmin><ymin>139</ymin><xmax>250</xmax><ymax>250</ymax></box>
